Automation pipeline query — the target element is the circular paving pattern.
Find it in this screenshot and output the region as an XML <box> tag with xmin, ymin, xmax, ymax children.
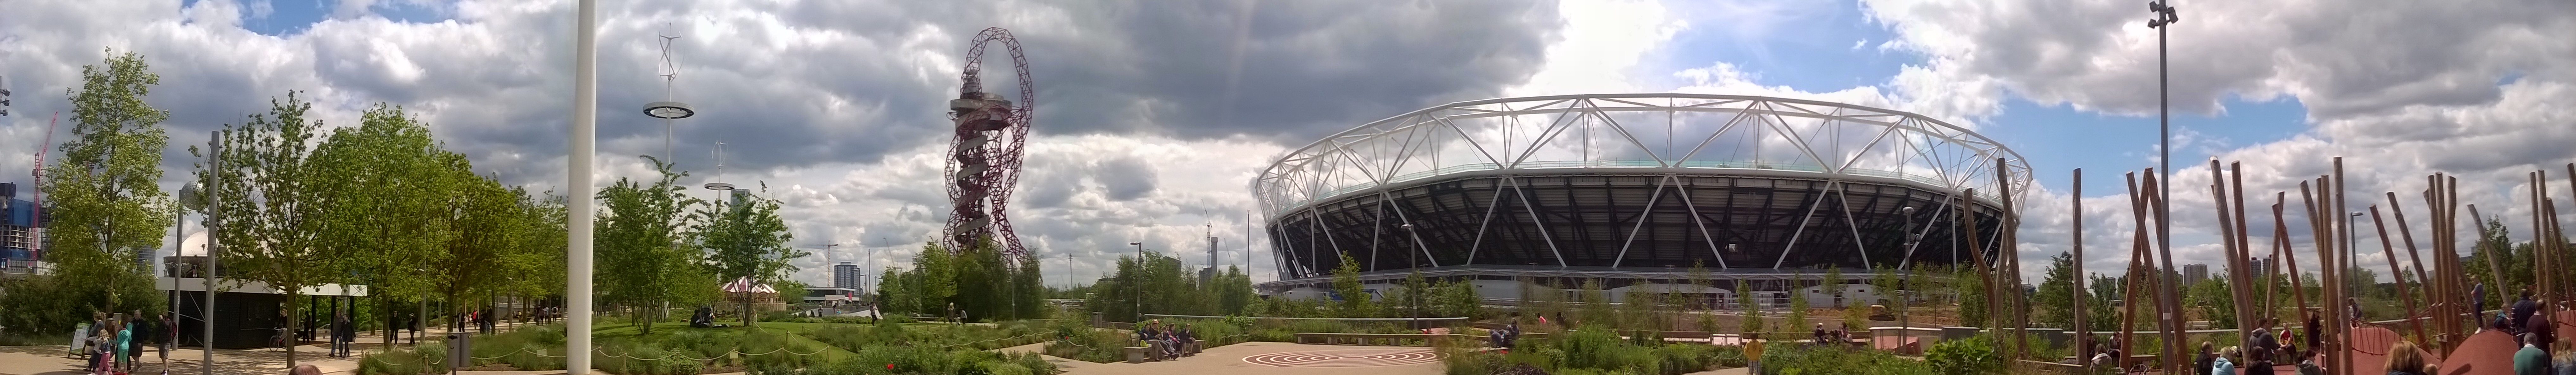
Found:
<box><xmin>1243</xmin><ymin>348</ymin><xmax>1444</xmax><ymax>367</ymax></box>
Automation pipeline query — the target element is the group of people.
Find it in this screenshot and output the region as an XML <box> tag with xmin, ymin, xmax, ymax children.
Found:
<box><xmin>74</xmin><ymin>311</ymin><xmax>169</xmax><ymax>375</ymax></box>
<box><xmin>1133</xmin><ymin>320</ymin><xmax>1199</xmax><ymax>361</ymax></box>
<box><xmin>1810</xmin><ymin>323</ymin><xmax>1858</xmax><ymax>347</ymax></box>
<box><xmin>2381</xmin><ymin>314</ymin><xmax>2565</xmax><ymax>375</ymax></box>
<box><xmin>1487</xmin><ymin>322</ymin><xmax>1521</xmax><ymax>349</ymax></box>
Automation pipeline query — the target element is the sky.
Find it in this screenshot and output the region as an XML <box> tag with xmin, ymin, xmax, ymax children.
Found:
<box><xmin>1</xmin><ymin>0</ymin><xmax>2571</xmax><ymax>289</ymax></box>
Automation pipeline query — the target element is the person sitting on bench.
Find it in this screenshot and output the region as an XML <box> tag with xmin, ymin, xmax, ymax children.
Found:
<box><xmin>1174</xmin><ymin>325</ymin><xmax>1200</xmax><ymax>356</ymax></box>
<box><xmin>1136</xmin><ymin>321</ymin><xmax>1169</xmax><ymax>361</ymax></box>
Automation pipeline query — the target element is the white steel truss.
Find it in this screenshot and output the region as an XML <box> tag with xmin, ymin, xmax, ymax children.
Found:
<box><xmin>1253</xmin><ymin>94</ymin><xmax>2033</xmax><ymax>279</ymax></box>
<box><xmin>1255</xmin><ymin>94</ymin><xmax>2032</xmax><ymax>218</ymax></box>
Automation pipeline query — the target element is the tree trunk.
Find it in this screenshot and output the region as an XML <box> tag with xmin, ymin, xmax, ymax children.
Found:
<box><xmin>285</xmin><ymin>290</ymin><xmax>300</xmax><ymax>369</ymax></box>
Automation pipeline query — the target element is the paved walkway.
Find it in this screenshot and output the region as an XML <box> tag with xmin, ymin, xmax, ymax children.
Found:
<box><xmin>0</xmin><ymin>342</ymin><xmax>360</xmax><ymax>375</ymax></box>
<box><xmin>982</xmin><ymin>342</ymin><xmax>1444</xmax><ymax>375</ymax></box>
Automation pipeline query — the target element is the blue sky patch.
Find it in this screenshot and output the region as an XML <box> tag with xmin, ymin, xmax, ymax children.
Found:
<box><xmin>186</xmin><ymin>0</ymin><xmax>453</xmax><ymax>36</ymax></box>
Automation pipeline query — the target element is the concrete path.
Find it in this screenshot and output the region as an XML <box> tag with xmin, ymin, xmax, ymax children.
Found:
<box><xmin>0</xmin><ymin>343</ymin><xmax>360</xmax><ymax>375</ymax></box>
<box><xmin>1040</xmin><ymin>342</ymin><xmax>1444</xmax><ymax>375</ymax></box>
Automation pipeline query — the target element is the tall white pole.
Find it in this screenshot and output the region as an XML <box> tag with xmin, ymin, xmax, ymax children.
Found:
<box><xmin>203</xmin><ymin>136</ymin><xmax>221</xmax><ymax>375</ymax></box>
<box><xmin>566</xmin><ymin>0</ymin><xmax>599</xmax><ymax>373</ymax></box>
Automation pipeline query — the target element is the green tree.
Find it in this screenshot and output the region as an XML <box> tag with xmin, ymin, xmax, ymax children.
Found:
<box><xmin>2185</xmin><ymin>278</ymin><xmax>2237</xmax><ymax>329</ymax></box>
<box><xmin>7</xmin><ymin>49</ymin><xmax>173</xmax><ymax>337</ymax></box>
<box><xmin>773</xmin><ymin>282</ymin><xmax>807</xmax><ymax>304</ymax></box>
<box><xmin>1956</xmin><ymin>267</ymin><xmax>1989</xmax><ymax>327</ymax></box>
<box><xmin>1082</xmin><ymin>249</ymin><xmax>1202</xmax><ymax>322</ymax></box>
<box><xmin>693</xmin><ymin>184</ymin><xmax>803</xmax><ymax>326</ymax></box>
<box><xmin>1788</xmin><ymin>279</ymin><xmax>1810</xmax><ymax>332</ymax></box>
<box><xmin>1329</xmin><ymin>252</ymin><xmax>1373</xmax><ymax>318</ymax></box>
<box><xmin>594</xmin><ymin>157</ymin><xmax>715</xmax><ymax>334</ymax></box>
<box><xmin>2034</xmin><ymin>252</ymin><xmax>2080</xmax><ymax>329</ymax></box>
<box><xmin>875</xmin><ymin>266</ymin><xmax>913</xmax><ymax>318</ymax></box>
<box><xmin>202</xmin><ymin>93</ymin><xmax>355</xmax><ymax>368</ymax></box>
<box><xmin>2463</xmin><ymin>219</ymin><xmax>2528</xmax><ymax>309</ymax></box>
<box><xmin>1823</xmin><ymin>268</ymin><xmax>1847</xmax><ymax>308</ymax></box>
<box><xmin>1737</xmin><ymin>279</ymin><xmax>1762</xmax><ymax>333</ymax></box>
<box><xmin>1215</xmin><ymin>266</ymin><xmax>1255</xmax><ymax>315</ymax></box>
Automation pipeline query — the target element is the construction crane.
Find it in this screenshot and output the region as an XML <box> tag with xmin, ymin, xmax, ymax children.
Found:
<box><xmin>26</xmin><ymin>112</ymin><xmax>55</xmax><ymax>267</ymax></box>
<box><xmin>942</xmin><ymin>27</ymin><xmax>1035</xmax><ymax>264</ymax></box>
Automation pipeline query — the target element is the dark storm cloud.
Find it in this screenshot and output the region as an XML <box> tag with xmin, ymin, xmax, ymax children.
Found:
<box><xmin>4</xmin><ymin>0</ymin><xmax>1566</xmax><ymax>194</ymax></box>
<box><xmin>1096</xmin><ymin>156</ymin><xmax>1157</xmax><ymax>201</ymax></box>
<box><xmin>588</xmin><ymin>0</ymin><xmax>1562</xmax><ymax>184</ymax></box>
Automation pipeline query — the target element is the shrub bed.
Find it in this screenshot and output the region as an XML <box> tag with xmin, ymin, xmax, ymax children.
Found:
<box><xmin>1442</xmin><ymin>327</ymin><xmax>1741</xmax><ymax>375</ymax></box>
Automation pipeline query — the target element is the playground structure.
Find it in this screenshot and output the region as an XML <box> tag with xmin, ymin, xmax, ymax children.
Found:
<box><xmin>2050</xmin><ymin>159</ymin><xmax>2576</xmax><ymax>375</ymax></box>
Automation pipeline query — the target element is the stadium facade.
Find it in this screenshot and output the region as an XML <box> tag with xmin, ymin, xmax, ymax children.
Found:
<box><xmin>1251</xmin><ymin>94</ymin><xmax>2030</xmax><ymax>306</ymax></box>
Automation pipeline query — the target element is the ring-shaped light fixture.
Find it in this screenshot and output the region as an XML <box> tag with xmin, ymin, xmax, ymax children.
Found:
<box><xmin>645</xmin><ymin>101</ymin><xmax>695</xmax><ymax>119</ymax></box>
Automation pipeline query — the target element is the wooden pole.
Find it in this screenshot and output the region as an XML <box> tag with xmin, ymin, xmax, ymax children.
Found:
<box><xmin>2333</xmin><ymin>158</ymin><xmax>2357</xmax><ymax>375</ymax></box>
<box><xmin>2072</xmin><ymin>168</ymin><xmax>2088</xmax><ymax>373</ymax></box>
<box><xmin>2119</xmin><ymin>172</ymin><xmax>2151</xmax><ymax>371</ymax></box>
<box><xmin>2386</xmin><ymin>191</ymin><xmax>2440</xmax><ymax>346</ymax></box>
<box><xmin>2535</xmin><ymin>198</ymin><xmax>2555</xmax><ymax>315</ymax></box>
<box><xmin>1997</xmin><ymin>158</ymin><xmax>2026</xmax><ymax>359</ymax></box>
<box><xmin>2213</xmin><ymin>160</ymin><xmax>2258</xmax><ymax>352</ymax></box>
<box><xmin>2276</xmin><ymin>194</ymin><xmax>2308</xmax><ymax>336</ymax></box>
<box><xmin>2562</xmin><ymin>163</ymin><xmax>2576</xmax><ymax>308</ymax></box>
<box><xmin>2368</xmin><ymin>207</ymin><xmax>2425</xmax><ymax>344</ymax></box>
<box><xmin>2146</xmin><ymin>171</ymin><xmax>2185</xmax><ymax>372</ymax></box>
<box><xmin>2532</xmin><ymin>172</ymin><xmax>2548</xmax><ymax>311</ymax></box>
<box><xmin>2302</xmin><ymin>179</ymin><xmax>2344</xmax><ymax>375</ymax></box>
<box><xmin>2468</xmin><ymin>204</ymin><xmax>2507</xmax><ymax>308</ymax></box>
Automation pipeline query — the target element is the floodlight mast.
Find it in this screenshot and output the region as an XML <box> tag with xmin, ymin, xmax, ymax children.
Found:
<box><xmin>942</xmin><ymin>27</ymin><xmax>1036</xmax><ymax>264</ymax></box>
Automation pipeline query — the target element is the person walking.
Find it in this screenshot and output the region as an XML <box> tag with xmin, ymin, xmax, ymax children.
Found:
<box><xmin>2512</xmin><ymin>290</ymin><xmax>2540</xmax><ymax>334</ymax></box>
<box><xmin>2517</xmin><ymin>316</ymin><xmax>2555</xmax><ymax>375</ymax></box>
<box><xmin>111</xmin><ymin>314</ymin><xmax>132</xmax><ymax>375</ymax></box>
<box><xmin>1744</xmin><ymin>333</ymin><xmax>1765</xmax><ymax>375</ymax></box>
<box><xmin>2195</xmin><ymin>342</ymin><xmax>2216</xmax><ymax>375</ymax></box>
<box><xmin>158</xmin><ymin>312</ymin><xmax>173</xmax><ymax>363</ymax></box>
<box><xmin>90</xmin><ymin>327</ymin><xmax>112</xmax><ymax>375</ymax></box>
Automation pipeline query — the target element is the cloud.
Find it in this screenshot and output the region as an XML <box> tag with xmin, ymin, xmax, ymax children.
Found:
<box><xmin>0</xmin><ymin>0</ymin><xmax>1580</xmax><ymax>286</ymax></box>
<box><xmin>1859</xmin><ymin>0</ymin><xmax>2576</xmax><ymax>284</ymax></box>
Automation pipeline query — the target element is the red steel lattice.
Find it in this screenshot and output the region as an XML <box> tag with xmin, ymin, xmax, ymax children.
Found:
<box><xmin>942</xmin><ymin>27</ymin><xmax>1034</xmax><ymax>263</ymax></box>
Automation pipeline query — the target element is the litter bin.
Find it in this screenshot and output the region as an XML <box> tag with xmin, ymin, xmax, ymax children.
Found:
<box><xmin>446</xmin><ymin>332</ymin><xmax>471</xmax><ymax>371</ymax></box>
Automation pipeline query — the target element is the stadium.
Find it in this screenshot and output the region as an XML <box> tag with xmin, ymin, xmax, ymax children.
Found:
<box><xmin>1251</xmin><ymin>94</ymin><xmax>2031</xmax><ymax>306</ymax></box>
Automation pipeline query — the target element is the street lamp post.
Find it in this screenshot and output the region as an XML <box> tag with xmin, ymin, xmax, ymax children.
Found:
<box><xmin>1900</xmin><ymin>206</ymin><xmax>1916</xmax><ymax>332</ymax></box>
<box><xmin>1401</xmin><ymin>223</ymin><xmax>1418</xmax><ymax>325</ymax></box>
<box><xmin>2144</xmin><ymin>2</ymin><xmax>2181</xmax><ymax>370</ymax></box>
<box><xmin>2348</xmin><ymin>211</ymin><xmax>2364</xmax><ymax>300</ymax></box>
<box><xmin>1129</xmin><ymin>241</ymin><xmax>1144</xmax><ymax>323</ymax></box>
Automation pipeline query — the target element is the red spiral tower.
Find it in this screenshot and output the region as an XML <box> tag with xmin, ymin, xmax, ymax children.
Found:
<box><xmin>943</xmin><ymin>27</ymin><xmax>1034</xmax><ymax>263</ymax></box>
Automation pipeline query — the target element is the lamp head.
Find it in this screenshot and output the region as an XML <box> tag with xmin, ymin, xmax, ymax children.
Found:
<box><xmin>178</xmin><ymin>183</ymin><xmax>206</xmax><ymax>211</ymax></box>
<box><xmin>1902</xmin><ymin>206</ymin><xmax>1916</xmax><ymax>214</ymax></box>
<box><xmin>644</xmin><ymin>101</ymin><xmax>695</xmax><ymax>119</ymax></box>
